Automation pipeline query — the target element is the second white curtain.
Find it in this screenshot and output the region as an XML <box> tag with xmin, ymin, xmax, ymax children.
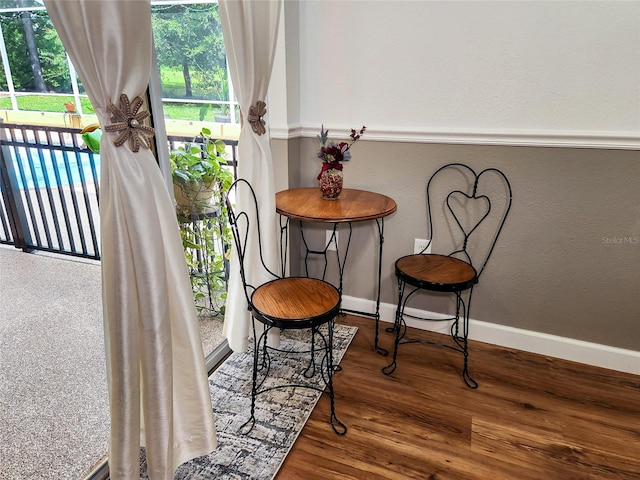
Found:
<box><xmin>219</xmin><ymin>0</ymin><xmax>282</xmax><ymax>352</ymax></box>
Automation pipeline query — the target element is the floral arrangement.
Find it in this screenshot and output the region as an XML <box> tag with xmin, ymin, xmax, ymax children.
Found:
<box><xmin>316</xmin><ymin>124</ymin><xmax>366</xmax><ymax>180</ymax></box>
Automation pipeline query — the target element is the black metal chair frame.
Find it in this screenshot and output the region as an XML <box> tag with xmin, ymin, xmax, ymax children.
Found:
<box><xmin>225</xmin><ymin>179</ymin><xmax>346</xmax><ymax>435</ymax></box>
<box><xmin>382</xmin><ymin>163</ymin><xmax>512</xmax><ymax>389</ymax></box>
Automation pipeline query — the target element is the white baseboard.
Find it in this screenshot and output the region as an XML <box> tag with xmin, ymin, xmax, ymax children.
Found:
<box><xmin>342</xmin><ymin>295</ymin><xmax>640</xmax><ymax>376</ymax></box>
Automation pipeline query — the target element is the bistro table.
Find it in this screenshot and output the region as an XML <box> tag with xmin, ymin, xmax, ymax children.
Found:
<box><xmin>275</xmin><ymin>187</ymin><xmax>397</xmax><ymax>354</ymax></box>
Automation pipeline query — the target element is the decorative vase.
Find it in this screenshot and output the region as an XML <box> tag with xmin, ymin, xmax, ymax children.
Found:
<box><xmin>319</xmin><ymin>168</ymin><xmax>343</xmax><ymax>200</ymax></box>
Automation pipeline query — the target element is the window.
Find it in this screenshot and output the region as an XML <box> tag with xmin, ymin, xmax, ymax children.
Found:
<box><xmin>0</xmin><ymin>3</ymin><xmax>235</xmax><ymax>476</ymax></box>
<box><xmin>0</xmin><ymin>0</ymin><xmax>238</xmax><ymax>136</ymax></box>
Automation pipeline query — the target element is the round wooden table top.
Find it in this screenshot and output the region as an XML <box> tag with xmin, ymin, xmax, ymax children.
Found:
<box><xmin>276</xmin><ymin>188</ymin><xmax>397</xmax><ymax>223</ymax></box>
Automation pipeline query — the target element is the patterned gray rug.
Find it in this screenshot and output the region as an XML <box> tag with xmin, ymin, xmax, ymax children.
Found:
<box><xmin>140</xmin><ymin>323</ymin><xmax>357</xmax><ymax>479</ymax></box>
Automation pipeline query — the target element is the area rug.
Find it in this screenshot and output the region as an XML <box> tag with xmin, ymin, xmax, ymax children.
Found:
<box><xmin>140</xmin><ymin>323</ymin><xmax>357</xmax><ymax>480</ymax></box>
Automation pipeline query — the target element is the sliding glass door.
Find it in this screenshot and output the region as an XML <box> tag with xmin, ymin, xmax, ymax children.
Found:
<box><xmin>0</xmin><ymin>1</ymin><xmax>235</xmax><ymax>477</ymax></box>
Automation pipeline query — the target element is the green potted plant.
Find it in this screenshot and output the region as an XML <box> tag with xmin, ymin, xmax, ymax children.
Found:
<box><xmin>171</xmin><ymin>127</ymin><xmax>233</xmax><ymax>215</ymax></box>
<box><xmin>170</xmin><ymin>127</ymin><xmax>234</xmax><ymax>316</ymax></box>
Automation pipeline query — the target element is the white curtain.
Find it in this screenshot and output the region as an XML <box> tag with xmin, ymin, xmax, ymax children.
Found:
<box><xmin>219</xmin><ymin>0</ymin><xmax>282</xmax><ymax>352</ymax></box>
<box><xmin>44</xmin><ymin>2</ymin><xmax>216</xmax><ymax>479</ymax></box>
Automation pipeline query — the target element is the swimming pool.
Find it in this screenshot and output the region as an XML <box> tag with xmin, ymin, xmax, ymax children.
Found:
<box><xmin>7</xmin><ymin>146</ymin><xmax>100</xmax><ymax>190</ymax></box>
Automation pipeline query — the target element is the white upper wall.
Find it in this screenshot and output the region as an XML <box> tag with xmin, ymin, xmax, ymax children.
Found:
<box><xmin>272</xmin><ymin>0</ymin><xmax>639</xmax><ymax>147</ymax></box>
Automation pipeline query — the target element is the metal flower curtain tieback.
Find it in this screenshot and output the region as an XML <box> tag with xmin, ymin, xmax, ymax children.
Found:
<box><xmin>248</xmin><ymin>100</ymin><xmax>267</xmax><ymax>136</ymax></box>
<box><xmin>105</xmin><ymin>94</ymin><xmax>155</xmax><ymax>152</ymax></box>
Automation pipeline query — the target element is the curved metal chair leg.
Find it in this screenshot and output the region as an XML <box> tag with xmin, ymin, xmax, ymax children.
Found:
<box><xmin>329</xmin><ymin>409</ymin><xmax>347</xmax><ymax>436</ymax></box>
<box><xmin>381</xmin><ymin>323</ymin><xmax>401</xmax><ymax>375</ymax></box>
<box><xmin>461</xmin><ymin>363</ymin><xmax>478</xmax><ymax>389</ymax></box>
<box><xmin>327</xmin><ymin>371</ymin><xmax>347</xmax><ymax>435</ymax></box>
<box><xmin>303</xmin><ymin>327</ymin><xmax>317</xmax><ymax>378</ymax></box>
<box><xmin>375</xmin><ymin>317</ymin><xmax>388</xmax><ymax>355</ymax></box>
<box><xmin>324</xmin><ymin>321</ymin><xmax>347</xmax><ymax>435</ymax></box>
<box><xmin>383</xmin><ymin>279</ymin><xmax>408</xmax><ymax>375</ymax></box>
<box><xmin>240</xmin><ymin>321</ymin><xmax>260</xmax><ymax>435</ymax></box>
<box><xmin>238</xmin><ymin>415</ymin><xmax>256</xmax><ymax>435</ymax></box>
<box><xmin>382</xmin><ymin>318</ymin><xmax>401</xmax><ymax>375</ymax></box>
<box><xmin>328</xmin><ymin>319</ymin><xmax>342</xmax><ymax>373</ymax></box>
<box><xmin>385</xmin><ymin>277</ymin><xmax>405</xmax><ymax>335</ymax></box>
<box><xmin>460</xmin><ymin>328</ymin><xmax>478</xmax><ymax>389</ymax></box>
<box><xmin>460</xmin><ymin>293</ymin><xmax>478</xmax><ymax>389</ymax></box>
<box><xmin>452</xmin><ymin>291</ymin><xmax>478</xmax><ymax>389</ymax></box>
<box><xmin>381</xmin><ymin>356</ymin><xmax>397</xmax><ymax>376</ymax></box>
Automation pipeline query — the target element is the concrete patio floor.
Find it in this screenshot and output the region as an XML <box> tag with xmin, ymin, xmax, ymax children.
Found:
<box><xmin>0</xmin><ymin>246</ymin><xmax>225</xmax><ymax>479</ymax></box>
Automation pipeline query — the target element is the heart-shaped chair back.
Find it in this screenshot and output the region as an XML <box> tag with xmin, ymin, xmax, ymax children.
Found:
<box><xmin>426</xmin><ymin>163</ymin><xmax>512</xmax><ymax>279</ymax></box>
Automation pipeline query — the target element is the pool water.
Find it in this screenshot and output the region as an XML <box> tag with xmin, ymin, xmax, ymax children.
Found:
<box><xmin>8</xmin><ymin>146</ymin><xmax>100</xmax><ymax>190</ymax></box>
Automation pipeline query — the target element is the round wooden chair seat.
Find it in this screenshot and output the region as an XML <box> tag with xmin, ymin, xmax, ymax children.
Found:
<box><xmin>251</xmin><ymin>277</ymin><xmax>341</xmax><ymax>329</ymax></box>
<box><xmin>395</xmin><ymin>254</ymin><xmax>477</xmax><ymax>292</ymax></box>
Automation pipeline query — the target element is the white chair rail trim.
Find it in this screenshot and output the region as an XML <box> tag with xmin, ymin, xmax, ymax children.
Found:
<box><xmin>269</xmin><ymin>126</ymin><xmax>640</xmax><ymax>150</ymax></box>
<box><xmin>342</xmin><ymin>295</ymin><xmax>640</xmax><ymax>376</ymax></box>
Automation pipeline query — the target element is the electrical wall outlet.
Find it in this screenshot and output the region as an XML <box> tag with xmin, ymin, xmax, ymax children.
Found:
<box><xmin>326</xmin><ymin>230</ymin><xmax>339</xmax><ymax>251</ymax></box>
<box><xmin>414</xmin><ymin>238</ymin><xmax>431</xmax><ymax>254</ymax></box>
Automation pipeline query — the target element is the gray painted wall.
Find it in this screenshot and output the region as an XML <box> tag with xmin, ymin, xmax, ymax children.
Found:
<box><xmin>269</xmin><ymin>1</ymin><xmax>639</xmax><ymax>353</ymax></box>
<box><xmin>278</xmin><ymin>137</ymin><xmax>639</xmax><ymax>351</ymax></box>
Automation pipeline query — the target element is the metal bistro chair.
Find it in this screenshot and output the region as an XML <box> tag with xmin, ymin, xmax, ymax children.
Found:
<box><xmin>224</xmin><ymin>179</ymin><xmax>346</xmax><ymax>435</ymax></box>
<box><xmin>382</xmin><ymin>163</ymin><xmax>512</xmax><ymax>388</ymax></box>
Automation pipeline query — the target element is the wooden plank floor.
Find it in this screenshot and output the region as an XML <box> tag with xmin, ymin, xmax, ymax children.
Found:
<box><xmin>276</xmin><ymin>315</ymin><xmax>640</xmax><ymax>480</ymax></box>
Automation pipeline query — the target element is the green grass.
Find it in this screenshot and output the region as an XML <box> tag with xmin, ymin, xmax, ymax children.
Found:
<box><xmin>0</xmin><ymin>68</ymin><xmax>232</xmax><ymax>122</ymax></box>
<box><xmin>161</xmin><ymin>68</ymin><xmax>188</xmax><ymax>97</ymax></box>
<box><xmin>0</xmin><ymin>95</ymin><xmax>95</xmax><ymax>113</ymax></box>
<box><xmin>163</xmin><ymin>102</ymin><xmax>223</xmax><ymax>121</ymax></box>
<box><xmin>0</xmin><ymin>95</ymin><xmax>229</xmax><ymax>122</ymax></box>
<box><xmin>160</xmin><ymin>67</ymin><xmax>217</xmax><ymax>98</ymax></box>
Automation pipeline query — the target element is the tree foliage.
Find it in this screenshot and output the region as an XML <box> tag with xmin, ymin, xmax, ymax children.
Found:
<box><xmin>0</xmin><ymin>8</ymin><xmax>69</xmax><ymax>92</ymax></box>
<box><xmin>0</xmin><ymin>0</ymin><xmax>229</xmax><ymax>112</ymax></box>
<box><xmin>151</xmin><ymin>2</ymin><xmax>227</xmax><ymax>100</ymax></box>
